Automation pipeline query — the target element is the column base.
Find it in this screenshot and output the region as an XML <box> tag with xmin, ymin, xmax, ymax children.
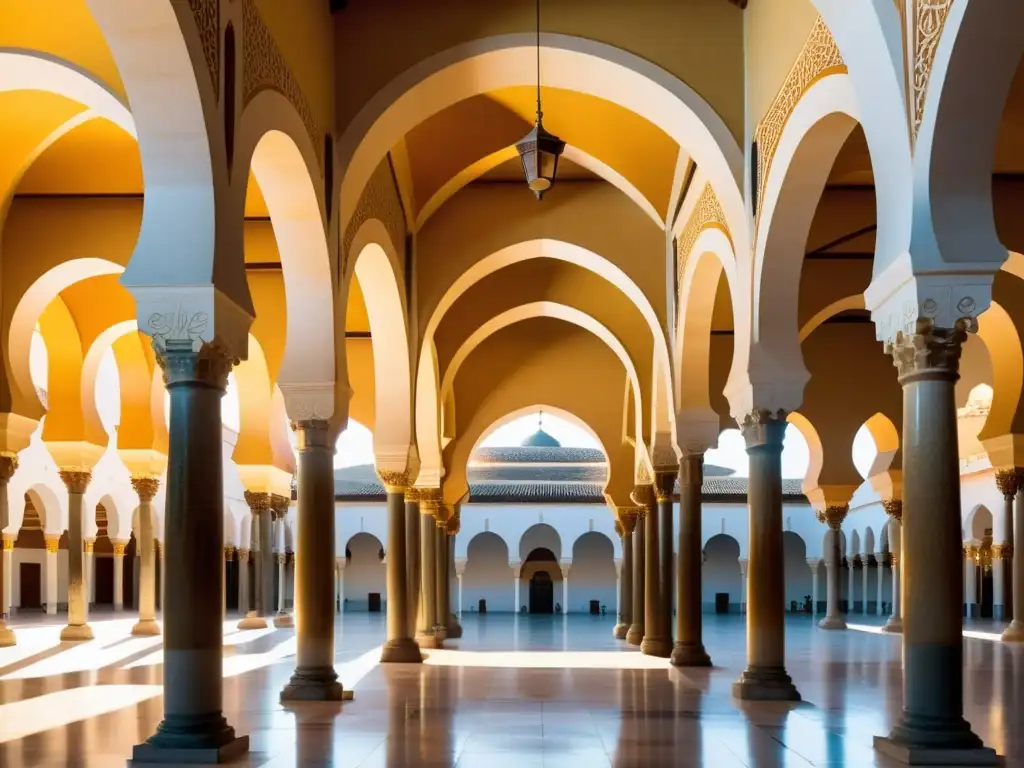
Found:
<box><xmin>670</xmin><ymin>642</ymin><xmax>711</xmax><ymax>667</ymax></box>
<box><xmin>1001</xmin><ymin>619</ymin><xmax>1024</xmax><ymax>642</ymax></box>
<box><xmin>818</xmin><ymin>615</ymin><xmax>847</xmax><ymax>630</ymax></box>
<box><xmin>883</xmin><ymin>616</ymin><xmax>904</xmax><ymax>634</ymax></box>
<box><xmin>612</xmin><ymin>622</ymin><xmax>628</xmax><ymax>639</ymax></box>
<box><xmin>380</xmin><ymin>638</ymin><xmax>423</xmax><ymax>663</ymax></box>
<box><xmin>732</xmin><ymin>665</ymin><xmax>801</xmax><ymax>702</ymax></box>
<box><xmin>640</xmin><ymin>636</ymin><xmax>672</xmax><ymax>658</ymax></box>
<box><xmin>415</xmin><ymin>630</ymin><xmax>439</xmax><ymax>649</ymax></box>
<box><xmin>446</xmin><ymin>615</ymin><xmax>463</xmax><ymax>639</ymax></box>
<box><xmin>625</xmin><ymin>623</ymin><xmax>644</xmax><ymax>646</ymax></box>
<box><xmin>875</xmin><ymin>715</ymin><xmax>998</xmax><ymax>766</ymax></box>
<box><xmin>0</xmin><ymin>622</ymin><xmax>15</xmax><ymax>647</ymax></box>
<box><xmin>131</xmin><ymin>714</ymin><xmax>248</xmax><ymax>765</ymax></box>
<box><xmin>237</xmin><ymin>612</ymin><xmax>267</xmax><ymax>630</ymax></box>
<box><xmin>273</xmin><ymin>613</ymin><xmax>293</xmax><ymax>628</ymax></box>
<box><xmin>60</xmin><ymin>623</ymin><xmax>94</xmax><ymax>642</ymax></box>
<box><xmin>280</xmin><ymin>667</ymin><xmax>344</xmax><ymax>702</ymax></box>
<box><xmin>131</xmin><ymin>619</ymin><xmax>161</xmax><ymax>637</ymax></box>
<box><xmin>873</xmin><ymin>738</ymin><xmax>998</xmax><ymax>766</ymax></box>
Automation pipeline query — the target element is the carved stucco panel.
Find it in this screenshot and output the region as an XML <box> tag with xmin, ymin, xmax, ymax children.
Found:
<box><xmin>188</xmin><ymin>0</ymin><xmax>220</xmax><ymax>101</ymax></box>
<box><xmin>911</xmin><ymin>0</ymin><xmax>955</xmax><ymax>139</ymax></box>
<box><xmin>341</xmin><ymin>160</ymin><xmax>406</xmax><ymax>282</ymax></box>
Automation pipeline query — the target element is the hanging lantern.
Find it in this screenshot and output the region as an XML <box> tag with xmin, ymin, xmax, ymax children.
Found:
<box><xmin>516</xmin><ymin>0</ymin><xmax>564</xmax><ymax>199</ymax></box>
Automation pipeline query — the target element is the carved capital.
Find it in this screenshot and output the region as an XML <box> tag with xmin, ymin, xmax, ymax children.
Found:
<box><xmin>276</xmin><ymin>552</ymin><xmax>287</xmax><ymax>565</ymax></box>
<box><xmin>995</xmin><ymin>469</ymin><xmax>1020</xmax><ymax>500</ymax></box>
<box><xmin>881</xmin><ymin>498</ymin><xmax>903</xmax><ymax>522</ymax></box>
<box><xmin>112</xmin><ymin>541</ymin><xmax>128</xmax><ymax>557</ymax></box>
<box><xmin>446</xmin><ymin>515</ymin><xmax>461</xmax><ymax>536</ymax></box>
<box><xmin>992</xmin><ymin>544</ymin><xmax>1012</xmax><ymax>560</ymax></box>
<box><xmin>270</xmin><ymin>494</ymin><xmax>290</xmax><ymax>518</ymax></box>
<box><xmin>630</xmin><ymin>484</ymin><xmax>654</xmax><ymax>508</ymax></box>
<box><xmin>653</xmin><ymin>470</ymin><xmax>676</xmax><ymax>502</ymax></box>
<box><xmin>0</xmin><ymin>453</ymin><xmax>19</xmax><ymax>484</ymax></box>
<box><xmin>44</xmin><ymin>536</ymin><xmax>60</xmax><ymax>554</ymax></box>
<box><xmin>131</xmin><ymin>476</ymin><xmax>160</xmax><ymax>502</ymax></box>
<box><xmin>889</xmin><ymin>317</ymin><xmax>973</xmax><ymax>383</ymax></box>
<box><xmin>84</xmin><ymin>539</ymin><xmax>95</xmax><ymax>554</ymax></box>
<box><xmin>293</xmin><ymin>418</ymin><xmax>333</xmax><ymax>452</ymax></box>
<box><xmin>59</xmin><ymin>470</ymin><xmax>91</xmax><ymax>495</ymax></box>
<box><xmin>377</xmin><ymin>469</ymin><xmax>410</xmax><ymax>494</ymax></box>
<box><xmin>617</xmin><ymin>507</ymin><xmax>639</xmax><ymax>535</ymax></box>
<box><xmin>244</xmin><ymin>490</ymin><xmax>271</xmax><ymax>514</ymax></box>
<box><xmin>224</xmin><ymin>546</ymin><xmax>235</xmax><ymax>561</ymax></box>
<box><xmin>2</xmin><ymin>537</ymin><xmax>14</xmax><ymax>551</ymax></box>
<box><xmin>419</xmin><ymin>488</ymin><xmax>441</xmax><ymax>515</ymax></box>
<box><xmin>237</xmin><ymin>547</ymin><xmax>250</xmax><ymax>561</ymax></box>
<box><xmin>816</xmin><ymin>504</ymin><xmax>849</xmax><ymax>531</ymax></box>
<box><xmin>434</xmin><ymin>504</ymin><xmax>451</xmax><ymax>528</ymax></box>
<box><xmin>156</xmin><ymin>338</ymin><xmax>237</xmax><ymax>390</ymax></box>
<box><xmin>614</xmin><ymin>520</ymin><xmax>623</xmax><ymax>538</ymax></box>
<box><xmin>405</xmin><ymin>486</ymin><xmax>420</xmax><ymax>503</ymax></box>
<box><xmin>740</xmin><ymin>408</ymin><xmax>787</xmax><ymax>450</ymax></box>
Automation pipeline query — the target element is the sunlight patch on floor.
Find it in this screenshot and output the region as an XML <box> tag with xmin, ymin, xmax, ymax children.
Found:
<box><xmin>0</xmin><ymin>684</ymin><xmax>163</xmax><ymax>743</ymax></box>
<box><xmin>847</xmin><ymin>622</ymin><xmax>1006</xmax><ymax>642</ymax></box>
<box><xmin>424</xmin><ymin>649</ymin><xmax>671</xmax><ymax>669</ymax></box>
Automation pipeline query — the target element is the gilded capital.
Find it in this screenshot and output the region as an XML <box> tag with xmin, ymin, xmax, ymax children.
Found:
<box><xmin>740</xmin><ymin>408</ymin><xmax>787</xmax><ymax>450</ymax></box>
<box><xmin>2</xmin><ymin>537</ymin><xmax>14</xmax><ymax>551</ymax></box>
<box><xmin>156</xmin><ymin>338</ymin><xmax>237</xmax><ymax>390</ymax></box>
<box><xmin>377</xmin><ymin>469</ymin><xmax>409</xmax><ymax>494</ymax></box>
<box><xmin>224</xmin><ymin>546</ymin><xmax>235</xmax><ymax>561</ymax></box>
<box><xmin>889</xmin><ymin>317</ymin><xmax>973</xmax><ymax>383</ymax></box>
<box><xmin>237</xmin><ymin>547</ymin><xmax>250</xmax><ymax>561</ymax></box>
<box><xmin>244</xmin><ymin>490</ymin><xmax>272</xmax><ymax>514</ymax></box>
<box><xmin>435</xmin><ymin>503</ymin><xmax>451</xmax><ymax>528</ymax></box>
<box><xmin>84</xmin><ymin>539</ymin><xmax>95</xmax><ymax>554</ymax></box>
<box><xmin>405</xmin><ymin>486</ymin><xmax>420</xmax><ymax>503</ymax></box>
<box><xmin>419</xmin><ymin>488</ymin><xmax>441</xmax><ymax>515</ymax></box>
<box><xmin>446</xmin><ymin>515</ymin><xmax>461</xmax><ymax>536</ymax></box>
<box><xmin>630</xmin><ymin>484</ymin><xmax>654</xmax><ymax>508</ymax></box>
<box><xmin>882</xmin><ymin>498</ymin><xmax>903</xmax><ymax>521</ymax></box>
<box><xmin>112</xmin><ymin>541</ymin><xmax>127</xmax><ymax>557</ymax></box>
<box><xmin>0</xmin><ymin>453</ymin><xmax>19</xmax><ymax>484</ymax></box>
<box><xmin>618</xmin><ymin>506</ymin><xmax>640</xmax><ymax>534</ymax></box>
<box><xmin>44</xmin><ymin>536</ymin><xmax>60</xmax><ymax>553</ymax></box>
<box><xmin>614</xmin><ymin>520</ymin><xmax>623</xmax><ymax>538</ymax></box>
<box><xmin>270</xmin><ymin>494</ymin><xmax>290</xmax><ymax>518</ymax></box>
<box><xmin>59</xmin><ymin>469</ymin><xmax>92</xmax><ymax>494</ymax></box>
<box><xmin>995</xmin><ymin>469</ymin><xmax>1020</xmax><ymax>500</ymax></box>
<box><xmin>815</xmin><ymin>504</ymin><xmax>848</xmax><ymax>531</ymax></box>
<box><xmin>131</xmin><ymin>476</ymin><xmax>160</xmax><ymax>502</ymax></box>
<box><xmin>993</xmin><ymin>544</ymin><xmax>1012</xmax><ymax>560</ymax></box>
<box><xmin>653</xmin><ymin>470</ymin><xmax>676</xmax><ymax>502</ymax></box>
<box><xmin>292</xmin><ymin>418</ymin><xmax>332</xmax><ymax>452</ymax></box>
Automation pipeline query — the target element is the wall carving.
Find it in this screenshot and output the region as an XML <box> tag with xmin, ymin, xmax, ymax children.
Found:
<box><xmin>242</xmin><ymin>0</ymin><xmax>322</xmax><ymax>165</ymax></box>
<box><xmin>189</xmin><ymin>0</ymin><xmax>221</xmax><ymax>101</ymax></box>
<box><xmin>754</xmin><ymin>16</ymin><xmax>846</xmax><ymax>218</ymax></box>
<box><xmin>341</xmin><ymin>159</ymin><xmax>406</xmax><ymax>280</ymax></box>
<box><xmin>910</xmin><ymin>0</ymin><xmax>955</xmax><ymax>139</ymax></box>
<box><xmin>676</xmin><ymin>183</ymin><xmax>731</xmax><ymax>290</ymax></box>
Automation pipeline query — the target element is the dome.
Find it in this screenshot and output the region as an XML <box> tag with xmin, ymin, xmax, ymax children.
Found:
<box><xmin>521</xmin><ymin>428</ymin><xmax>561</xmax><ymax>448</ymax></box>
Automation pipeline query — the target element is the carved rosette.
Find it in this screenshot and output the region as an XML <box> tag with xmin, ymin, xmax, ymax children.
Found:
<box><xmin>889</xmin><ymin>317</ymin><xmax>973</xmax><ymax>383</ymax></box>
<box><xmin>653</xmin><ymin>470</ymin><xmax>676</xmax><ymax>503</ymax></box>
<box><xmin>815</xmin><ymin>504</ymin><xmax>849</xmax><ymax>531</ymax></box>
<box><xmin>0</xmin><ymin>453</ymin><xmax>18</xmax><ymax>484</ymax></box>
<box><xmin>882</xmin><ymin>498</ymin><xmax>903</xmax><ymax>522</ymax></box>
<box><xmin>271</xmin><ymin>494</ymin><xmax>290</xmax><ymax>519</ymax></box>
<box><xmin>377</xmin><ymin>469</ymin><xmax>410</xmax><ymax>494</ymax></box>
<box><xmin>995</xmin><ymin>469</ymin><xmax>1020</xmax><ymax>500</ymax></box>
<box><xmin>59</xmin><ymin>470</ymin><xmax>92</xmax><ymax>495</ymax></box>
<box><xmin>419</xmin><ymin>488</ymin><xmax>441</xmax><ymax>516</ymax></box>
<box><xmin>911</xmin><ymin>0</ymin><xmax>954</xmax><ymax>138</ymax></box>
<box><xmin>244</xmin><ymin>490</ymin><xmax>271</xmax><ymax>514</ymax></box>
<box><xmin>44</xmin><ymin>536</ymin><xmax>59</xmax><ymax>554</ymax></box>
<box><xmin>740</xmin><ymin>408</ymin><xmax>787</xmax><ymax>449</ymax></box>
<box><xmin>131</xmin><ymin>476</ymin><xmax>160</xmax><ymax>503</ymax></box>
<box><xmin>405</xmin><ymin>486</ymin><xmax>421</xmax><ymax>504</ymax></box>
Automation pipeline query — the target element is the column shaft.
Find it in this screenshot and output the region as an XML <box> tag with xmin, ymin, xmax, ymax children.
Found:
<box><xmin>625</xmin><ymin>516</ymin><xmax>645</xmax><ymax>645</ymax></box>
<box><xmin>381</xmin><ymin>485</ymin><xmax>419</xmax><ymax>663</ymax></box>
<box><xmin>445</xmin><ymin>535</ymin><xmax>462</xmax><ymax>638</ymax></box>
<box><xmin>132</xmin><ymin>480</ymin><xmax>160</xmax><ymax>636</ymax></box>
<box><xmin>434</xmin><ymin>521</ymin><xmax>448</xmax><ymax>640</ymax></box>
<box><xmin>60</xmin><ymin>471</ymin><xmax>93</xmax><ymax>641</ymax></box>
<box><xmin>820</xmin><ymin>524</ymin><xmax>847</xmax><ymax>630</ymax></box>
<box><xmin>613</xmin><ymin>527</ymin><xmax>633</xmax><ymax>639</ymax></box>
<box><xmin>672</xmin><ymin>455</ymin><xmax>710</xmax><ymax>666</ymax></box>
<box><xmin>658</xmin><ymin>486</ymin><xmax>673</xmax><ymax>638</ymax></box>
<box><xmin>641</xmin><ymin>496</ymin><xmax>669</xmax><ymax>656</ymax></box>
<box><xmin>862</xmin><ymin>560</ymin><xmax>869</xmax><ymax>615</ymax></box>
<box><xmin>238</xmin><ymin>552</ymin><xmax>250</xmax><ymax>615</ymax></box>
<box><xmin>405</xmin><ymin>494</ymin><xmax>421</xmax><ymax>640</ymax></box>
<box><xmin>1008</xmin><ymin>484</ymin><xmax>1024</xmax><ymax>638</ymax></box>
<box><xmin>810</xmin><ymin>561</ymin><xmax>819</xmax><ymax>616</ymax></box>
<box><xmin>0</xmin><ymin>463</ymin><xmax>16</xmax><ymax>646</ymax></box>
<box><xmin>964</xmin><ymin>549</ymin><xmax>977</xmax><ymax>619</ymax></box>
<box><xmin>113</xmin><ymin>548</ymin><xmax>125</xmax><ymax>611</ymax></box>
<box><xmin>416</xmin><ymin>507</ymin><xmax>438</xmax><ymax>647</ymax></box>
<box><xmin>44</xmin><ymin>541</ymin><xmax>58</xmax><ymax>614</ymax></box>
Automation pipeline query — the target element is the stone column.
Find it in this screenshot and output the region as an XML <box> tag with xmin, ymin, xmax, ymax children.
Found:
<box><xmin>637</xmin><ymin>484</ymin><xmax>669</xmax><ymax>656</ymax></box>
<box><xmin>131</xmin><ymin>340</ymin><xmax>247</xmax><ymax>764</ymax></box>
<box><xmin>559</xmin><ymin>559</ymin><xmax>571</xmax><ymax>614</ymax></box>
<box><xmin>2</xmin><ymin>536</ymin><xmax>13</xmax><ymax>625</ymax></box>
<box><xmin>44</xmin><ymin>535</ymin><xmax>58</xmax><ymax>614</ymax></box>
<box><xmin>270</xmin><ymin>495</ymin><xmax>293</xmax><ymax>628</ymax></box>
<box><xmin>379</xmin><ymin>472</ymin><xmax>419</xmax><ymax>663</ymax></box>
<box><xmin>993</xmin><ymin>546</ymin><xmax>1007</xmax><ymax>621</ymax></box>
<box><xmin>818</xmin><ymin>506</ymin><xmax>848</xmax><ymax>630</ymax></box>
<box><xmin>238</xmin><ymin>492</ymin><xmax>271</xmax><ymax>629</ymax></box>
<box><xmin>625</xmin><ymin>507</ymin><xmax>645</xmax><ymax>645</ymax></box>
<box><xmin>446</xmin><ymin>520</ymin><xmax>462</xmax><ymax>638</ymax></box>
<box><xmin>733</xmin><ymin>410</ymin><xmax>799</xmax><ymax>701</ymax></box>
<box><xmin>416</xmin><ymin>492</ymin><xmax>439</xmax><ymax>648</ymax></box>
<box><xmin>113</xmin><ymin>540</ymin><xmax>127</xmax><ymax>611</ymax></box>
<box><xmin>85</xmin><ymin>538</ymin><xmax>95</xmax><ymax>609</ymax></box>
<box><xmin>59</xmin><ymin>470</ymin><xmax>93</xmax><ymax>642</ymax></box>
<box><xmin>808</xmin><ymin>558</ymin><xmax>821</xmax><ymax>616</ymax></box>
<box><xmin>223</xmin><ymin>547</ymin><xmax>234</xmax><ymax>617</ymax></box>
<box><xmin>281</xmin><ymin>420</ymin><xmax>343</xmax><ymax>702</ymax></box>
<box><xmin>157</xmin><ymin>539</ymin><xmax>165</xmax><ymax>615</ymax></box>
<box><xmin>433</xmin><ymin>507</ymin><xmax>449</xmax><ymax>643</ymax></box>
<box><xmin>739</xmin><ymin>558</ymin><xmax>748</xmax><ymax>611</ymax></box>
<box><xmin>995</xmin><ymin>469</ymin><xmax>1017</xmax><ymax>622</ymax></box>
<box><xmin>511</xmin><ymin>560</ymin><xmax>522</xmax><ymax>614</ymax></box>
<box><xmin>336</xmin><ymin>557</ymin><xmax>345</xmax><ymax>613</ymax></box>
<box><xmin>237</xmin><ymin>549</ymin><xmax>250</xmax><ymax>617</ymax></box>
<box><xmin>131</xmin><ymin>477</ymin><xmax>160</xmax><ymax>636</ymax></box>
<box><xmin>874</xmin><ymin>320</ymin><xmax>995</xmax><ymax>764</ymax></box>
<box><xmin>454</xmin><ymin>558</ymin><xmax>466</xmax><ymax>618</ymax></box>
<box><xmin>655</xmin><ymin>469</ymin><xmax>675</xmax><ymax>641</ymax></box>
<box><xmin>672</xmin><ymin>453</ymin><xmax>711</xmax><ymax>666</ymax></box>
<box><xmin>877</xmin><ymin>555</ymin><xmax>885</xmax><ymax>617</ymax></box>
<box><xmin>882</xmin><ymin>501</ymin><xmax>903</xmax><ymax>633</ymax></box>
<box><xmin>614</xmin><ymin>511</ymin><xmax>635</xmax><ymax>639</ymax></box>
<box><xmin>1005</xmin><ymin>472</ymin><xmax>1024</xmax><ymax>638</ymax></box>
<box><xmin>0</xmin><ymin>455</ymin><xmax>17</xmax><ymax>646</ymax></box>
<box><xmin>862</xmin><ymin>557</ymin><xmax>870</xmax><ymax>615</ymax></box>
<box><xmin>405</xmin><ymin>489</ymin><xmax>421</xmax><ymax>637</ymax></box>
<box><xmin>964</xmin><ymin>546</ymin><xmax>978</xmax><ymax>619</ymax></box>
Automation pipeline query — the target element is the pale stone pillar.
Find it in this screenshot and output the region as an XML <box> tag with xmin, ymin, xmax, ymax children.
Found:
<box><xmin>281</xmin><ymin>420</ymin><xmax>343</xmax><ymax>702</ymax></box>
<box><xmin>882</xmin><ymin>502</ymin><xmax>902</xmax><ymax>632</ymax></box>
<box><xmin>379</xmin><ymin>472</ymin><xmax>420</xmax><ymax>663</ymax></box>
<box><xmin>862</xmin><ymin>557</ymin><xmax>870</xmax><ymax>615</ymax></box>
<box><xmin>85</xmin><ymin>538</ymin><xmax>95</xmax><ymax>609</ymax></box>
<box><xmin>44</xmin><ymin>536</ymin><xmax>59</xmax><ymax>615</ymax></box>
<box><xmin>638</xmin><ymin>484</ymin><xmax>669</xmax><ymax>657</ymax></box>
<box><xmin>157</xmin><ymin>539</ymin><xmax>165</xmax><ymax>616</ymax></box>
<box><xmin>405</xmin><ymin>489</ymin><xmax>421</xmax><ymax>635</ymax></box>
<box><xmin>559</xmin><ymin>559</ymin><xmax>571</xmax><ymax>614</ymax></box>
<box><xmin>0</xmin><ymin>456</ymin><xmax>17</xmax><ymax>646</ymax></box>
<box><xmin>223</xmin><ymin>547</ymin><xmax>234</xmax><ymax>617</ymax></box>
<box><xmin>454</xmin><ymin>558</ymin><xmax>466</xmax><ymax>618</ymax></box>
<box><xmin>993</xmin><ymin>547</ymin><xmax>1006</xmax><ymax>621</ymax></box>
<box><xmin>271</xmin><ymin>495</ymin><xmax>293</xmax><ymax>629</ymax></box>
<box><xmin>613</xmin><ymin>555</ymin><xmax>622</xmax><ymax>623</ymax></box>
<box><xmin>416</xmin><ymin>493</ymin><xmax>439</xmax><ymax>648</ymax></box>
<box><xmin>995</xmin><ymin>470</ymin><xmax>1017</xmax><ymax>622</ymax></box>
<box><xmin>446</xmin><ymin>524</ymin><xmax>462</xmax><ymax>638</ymax></box>
<box><xmin>131</xmin><ymin>477</ymin><xmax>160</xmax><ymax>636</ymax></box>
<box><xmin>1005</xmin><ymin>474</ymin><xmax>1024</xmax><ymax>639</ymax></box>
<box><xmin>739</xmin><ymin>558</ymin><xmax>748</xmax><ymax>612</ymax></box>
<box><xmin>237</xmin><ymin>549</ymin><xmax>251</xmax><ymax>617</ymax></box>
<box><xmin>112</xmin><ymin>540</ymin><xmax>127</xmax><ymax>611</ymax></box>
<box><xmin>877</xmin><ymin>555</ymin><xmax>885</xmax><ymax>617</ymax></box>
<box><xmin>614</xmin><ymin>511</ymin><xmax>635</xmax><ymax>639</ymax></box>
<box><xmin>433</xmin><ymin>509</ymin><xmax>449</xmax><ymax>643</ymax></box>
<box><xmin>336</xmin><ymin>557</ymin><xmax>345</xmax><ymax>613</ymax></box>
<box><xmin>818</xmin><ymin>510</ymin><xmax>848</xmax><ymax>630</ymax></box>
<box><xmin>874</xmin><ymin>322</ymin><xmax>995</xmax><ymax>764</ymax></box>
<box><xmin>964</xmin><ymin>546</ymin><xmax>978</xmax><ymax>619</ymax></box>
<box><xmin>239</xmin><ymin>493</ymin><xmax>271</xmax><ymax>630</ymax></box>
<box><xmin>511</xmin><ymin>559</ymin><xmax>522</xmax><ymax>614</ymax></box>
<box><xmin>626</xmin><ymin>509</ymin><xmax>645</xmax><ymax>645</ymax></box>
<box><xmin>656</xmin><ymin>468</ymin><xmax>675</xmax><ymax>637</ymax></box>
<box><xmin>60</xmin><ymin>470</ymin><xmax>93</xmax><ymax>641</ymax></box>
<box><xmin>733</xmin><ymin>410</ymin><xmax>799</xmax><ymax>701</ymax></box>
<box><xmin>808</xmin><ymin>558</ymin><xmax>821</xmax><ymax>617</ymax></box>
<box><xmin>2</xmin><ymin>536</ymin><xmax>13</xmax><ymax>624</ymax></box>
<box><xmin>672</xmin><ymin>454</ymin><xmax>711</xmax><ymax>666</ymax></box>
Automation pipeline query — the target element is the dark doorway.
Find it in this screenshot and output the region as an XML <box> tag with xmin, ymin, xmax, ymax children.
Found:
<box><xmin>368</xmin><ymin>592</ymin><xmax>382</xmax><ymax>612</ymax></box>
<box><xmin>589</xmin><ymin>600</ymin><xmax>600</xmax><ymax>616</ymax></box>
<box><xmin>530</xmin><ymin>571</ymin><xmax>554</xmax><ymax>614</ymax></box>
<box><xmin>19</xmin><ymin>562</ymin><xmax>41</xmax><ymax>610</ymax></box>
<box><xmin>478</xmin><ymin>598</ymin><xmax>486</xmax><ymax>614</ymax></box>
<box><xmin>95</xmin><ymin>557</ymin><xmax>114</xmax><ymax>606</ymax></box>
<box><xmin>715</xmin><ymin>592</ymin><xmax>730</xmax><ymax>614</ymax></box>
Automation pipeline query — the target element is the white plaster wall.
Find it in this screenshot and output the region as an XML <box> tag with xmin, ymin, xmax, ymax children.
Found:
<box><xmin>336</xmin><ymin>503</ymin><xmax>388</xmax><ymax>561</ymax></box>
<box><xmin>461</xmin><ymin>531</ymin><xmax>514</xmax><ymax>613</ymax></box>
<box><xmin>343</xmin><ymin>532</ymin><xmax>385</xmax><ymax>611</ymax></box>
<box><xmin>456</xmin><ymin>504</ymin><xmax>622</xmax><ymax>560</ymax></box>
<box><xmin>961</xmin><ymin>467</ymin><xmax>1005</xmax><ymax>542</ymax></box>
<box><xmin>703</xmin><ymin>534</ymin><xmax>742</xmax><ymax>612</ymax></box>
<box><xmin>783</xmin><ymin>531</ymin><xmax>811</xmax><ymax>609</ymax></box>
<box><xmin>568</xmin><ymin>531</ymin><xmax>616</xmax><ymax>615</ymax></box>
<box><xmin>10</xmin><ymin>548</ymin><xmax>67</xmax><ymax>608</ymax></box>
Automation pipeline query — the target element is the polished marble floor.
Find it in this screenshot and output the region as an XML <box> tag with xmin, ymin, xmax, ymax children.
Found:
<box><xmin>0</xmin><ymin>610</ymin><xmax>1020</xmax><ymax>767</ymax></box>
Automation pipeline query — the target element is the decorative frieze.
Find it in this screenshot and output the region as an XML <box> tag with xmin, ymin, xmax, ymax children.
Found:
<box><xmin>676</xmin><ymin>183</ymin><xmax>730</xmax><ymax>287</ymax></box>
<box><xmin>188</xmin><ymin>0</ymin><xmax>221</xmax><ymax>100</ymax></box>
<box><xmin>910</xmin><ymin>0</ymin><xmax>955</xmax><ymax>139</ymax></box>
<box><xmin>341</xmin><ymin>160</ymin><xmax>406</xmax><ymax>280</ymax></box>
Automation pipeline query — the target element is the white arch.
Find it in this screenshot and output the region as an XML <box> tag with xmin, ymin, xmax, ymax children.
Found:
<box><xmin>337</xmin><ymin>33</ymin><xmax>745</xmax><ymax>251</ymax></box>
<box><xmin>798</xmin><ymin>295</ymin><xmax>866</xmax><ymax>342</ymax></box>
<box><xmin>80</xmin><ymin>320</ymin><xmax>137</xmax><ymax>439</ymax></box>
<box><xmin>519</xmin><ymin>522</ymin><xmax>563</xmax><ymax>562</ymax></box>
<box><xmin>471</xmin><ymin>404</ymin><xmax>608</xmax><ymax>464</ymax></box>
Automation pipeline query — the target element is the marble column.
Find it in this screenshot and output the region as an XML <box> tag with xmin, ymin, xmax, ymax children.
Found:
<box><xmin>446</xmin><ymin>527</ymin><xmax>462</xmax><ymax>638</ymax></box>
<box><xmin>874</xmin><ymin>321</ymin><xmax>995</xmax><ymax>764</ymax></box>
<box><xmin>336</xmin><ymin>557</ymin><xmax>345</xmax><ymax>613</ymax></box>
<box><xmin>270</xmin><ymin>495</ymin><xmax>293</xmax><ymax>628</ymax></box>
<box><xmin>281</xmin><ymin>420</ymin><xmax>343</xmax><ymax>702</ymax></box>
<box><xmin>639</xmin><ymin>483</ymin><xmax>669</xmax><ymax>657</ymax></box>
<box><xmin>0</xmin><ymin>455</ymin><xmax>17</xmax><ymax>646</ymax></box>
<box><xmin>44</xmin><ymin>536</ymin><xmax>58</xmax><ymax>614</ymax></box>
<box><xmin>993</xmin><ymin>547</ymin><xmax>1007</xmax><ymax>622</ymax></box>
<box><xmin>416</xmin><ymin>493</ymin><xmax>439</xmax><ymax>648</ymax></box>
<box><xmin>454</xmin><ymin>558</ymin><xmax>466</xmax><ymax>618</ymax></box>
<box><xmin>1005</xmin><ymin>473</ymin><xmax>1024</xmax><ymax>638</ymax></box>
<box><xmin>995</xmin><ymin>469</ymin><xmax>1017</xmax><ymax>622</ymax></box>
<box><xmin>405</xmin><ymin>489</ymin><xmax>421</xmax><ymax>637</ymax></box>
<box><xmin>964</xmin><ymin>546</ymin><xmax>978</xmax><ymax>619</ymax></box>
<box><xmin>560</xmin><ymin>559</ymin><xmax>571</xmax><ymax>614</ymax></box>
<box><xmin>379</xmin><ymin>473</ymin><xmax>420</xmax><ymax>663</ymax></box>
<box><xmin>85</xmin><ymin>538</ymin><xmax>95</xmax><ymax>609</ymax></box>
<box><xmin>614</xmin><ymin>511</ymin><xmax>635</xmax><ymax>639</ymax></box>
<box><xmin>655</xmin><ymin>469</ymin><xmax>675</xmax><ymax>642</ymax></box>
<box><xmin>113</xmin><ymin>540</ymin><xmax>127</xmax><ymax>611</ymax></box>
<box><xmin>239</xmin><ymin>493</ymin><xmax>271</xmax><ymax>630</ymax></box>
<box><xmin>808</xmin><ymin>558</ymin><xmax>820</xmax><ymax>616</ymax></box>
<box><xmin>131</xmin><ymin>477</ymin><xmax>160</xmax><ymax>635</ymax></box>
<box><xmin>433</xmin><ymin>509</ymin><xmax>449</xmax><ymax>643</ymax></box>
<box><xmin>739</xmin><ymin>558</ymin><xmax>748</xmax><ymax>611</ymax></box>
<box><xmin>237</xmin><ymin>549</ymin><xmax>251</xmax><ymax>616</ymax></box>
<box><xmin>626</xmin><ymin>508</ymin><xmax>645</xmax><ymax>645</ymax></box>
<box><xmin>732</xmin><ymin>410</ymin><xmax>799</xmax><ymax>701</ymax></box>
<box><xmin>131</xmin><ymin>340</ymin><xmax>247</xmax><ymax>763</ymax></box>
<box><xmin>862</xmin><ymin>556</ymin><xmax>870</xmax><ymax>615</ymax></box>
<box><xmin>877</xmin><ymin>555</ymin><xmax>885</xmax><ymax>617</ymax></box>
<box><xmin>223</xmin><ymin>547</ymin><xmax>233</xmax><ymax>617</ymax></box>
<box><xmin>672</xmin><ymin>454</ymin><xmax>711</xmax><ymax>666</ymax></box>
<box><xmin>818</xmin><ymin>508</ymin><xmax>848</xmax><ymax>630</ymax></box>
<box><xmin>2</xmin><ymin>536</ymin><xmax>13</xmax><ymax>624</ymax></box>
<box><xmin>59</xmin><ymin>470</ymin><xmax>93</xmax><ymax>642</ymax></box>
<box><xmin>511</xmin><ymin>560</ymin><xmax>522</xmax><ymax>614</ymax></box>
